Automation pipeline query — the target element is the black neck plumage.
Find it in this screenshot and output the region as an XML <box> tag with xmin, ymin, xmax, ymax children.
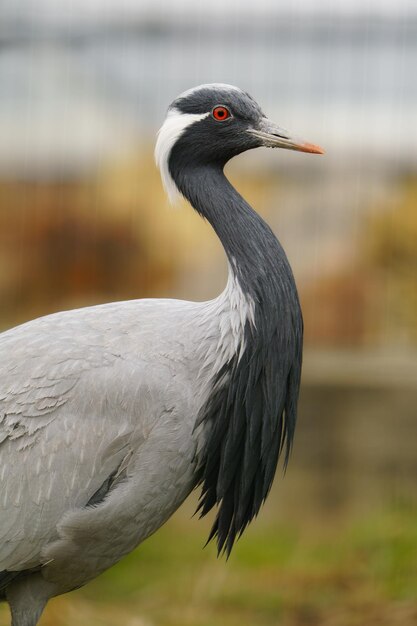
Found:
<box><xmin>172</xmin><ymin>160</ymin><xmax>303</xmax><ymax>555</ymax></box>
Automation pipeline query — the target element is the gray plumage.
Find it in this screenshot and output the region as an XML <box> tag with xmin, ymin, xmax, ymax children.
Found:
<box><xmin>0</xmin><ymin>83</ymin><xmax>323</xmax><ymax>625</ymax></box>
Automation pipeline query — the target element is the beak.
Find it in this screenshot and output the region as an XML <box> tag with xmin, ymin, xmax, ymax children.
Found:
<box><xmin>249</xmin><ymin>118</ymin><xmax>324</xmax><ymax>155</ymax></box>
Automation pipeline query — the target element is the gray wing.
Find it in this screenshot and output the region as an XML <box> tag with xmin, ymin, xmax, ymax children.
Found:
<box><xmin>0</xmin><ymin>301</ymin><xmax>189</xmax><ymax>572</ymax></box>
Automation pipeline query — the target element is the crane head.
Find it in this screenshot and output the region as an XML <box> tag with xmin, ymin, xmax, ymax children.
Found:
<box><xmin>155</xmin><ymin>83</ymin><xmax>324</xmax><ymax>203</ymax></box>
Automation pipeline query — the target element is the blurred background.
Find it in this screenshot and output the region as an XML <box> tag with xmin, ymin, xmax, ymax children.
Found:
<box><xmin>1</xmin><ymin>0</ymin><xmax>417</xmax><ymax>624</ymax></box>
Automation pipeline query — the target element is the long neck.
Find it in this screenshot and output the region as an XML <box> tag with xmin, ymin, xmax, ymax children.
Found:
<box><xmin>174</xmin><ymin>163</ymin><xmax>303</xmax><ymax>556</ymax></box>
<box><xmin>175</xmin><ymin>164</ymin><xmax>291</xmax><ymax>299</ymax></box>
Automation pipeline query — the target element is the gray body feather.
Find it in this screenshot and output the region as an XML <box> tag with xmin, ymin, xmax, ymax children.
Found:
<box><xmin>0</xmin><ymin>290</ymin><xmax>247</xmax><ymax>587</ymax></box>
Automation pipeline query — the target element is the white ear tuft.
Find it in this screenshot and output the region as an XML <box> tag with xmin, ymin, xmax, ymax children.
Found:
<box><xmin>155</xmin><ymin>108</ymin><xmax>208</xmax><ymax>205</ymax></box>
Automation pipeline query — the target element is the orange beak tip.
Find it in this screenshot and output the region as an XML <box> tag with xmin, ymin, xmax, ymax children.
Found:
<box><xmin>302</xmin><ymin>143</ymin><xmax>325</xmax><ymax>155</ymax></box>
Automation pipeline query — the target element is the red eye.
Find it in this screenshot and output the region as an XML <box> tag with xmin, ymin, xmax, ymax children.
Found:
<box><xmin>212</xmin><ymin>106</ymin><xmax>231</xmax><ymax>121</ymax></box>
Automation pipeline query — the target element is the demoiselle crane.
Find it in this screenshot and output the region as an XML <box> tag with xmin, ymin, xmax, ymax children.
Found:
<box><xmin>0</xmin><ymin>84</ymin><xmax>323</xmax><ymax>626</ymax></box>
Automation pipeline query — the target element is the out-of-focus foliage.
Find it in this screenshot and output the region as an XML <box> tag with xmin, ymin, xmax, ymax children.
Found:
<box><xmin>302</xmin><ymin>268</ymin><xmax>372</xmax><ymax>347</ymax></box>
<box><xmin>365</xmin><ymin>176</ymin><xmax>417</xmax><ymax>345</ymax></box>
<box><xmin>0</xmin><ymin>153</ymin><xmax>181</xmax><ymax>327</ymax></box>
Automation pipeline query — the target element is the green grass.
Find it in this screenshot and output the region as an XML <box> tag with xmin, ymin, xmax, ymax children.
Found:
<box><xmin>1</xmin><ymin>501</ymin><xmax>411</xmax><ymax>626</ymax></box>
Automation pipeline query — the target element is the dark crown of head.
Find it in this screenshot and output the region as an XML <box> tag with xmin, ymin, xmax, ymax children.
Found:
<box><xmin>171</xmin><ymin>84</ymin><xmax>264</xmax><ymax>120</ymax></box>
